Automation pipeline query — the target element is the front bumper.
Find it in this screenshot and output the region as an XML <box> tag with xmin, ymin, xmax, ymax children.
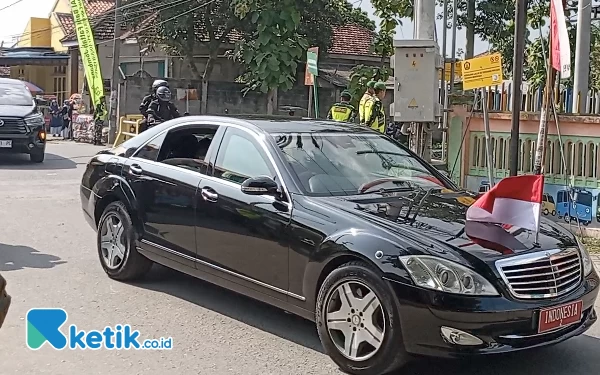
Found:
<box><xmin>390</xmin><ymin>269</ymin><xmax>599</xmax><ymax>358</ymax></box>
<box><xmin>0</xmin><ymin>131</ymin><xmax>45</xmax><ymax>155</ymax></box>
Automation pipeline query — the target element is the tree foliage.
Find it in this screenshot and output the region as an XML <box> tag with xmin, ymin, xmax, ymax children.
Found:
<box><xmin>124</xmin><ymin>0</ymin><xmax>373</xmax><ymax>92</ymax></box>
<box><xmin>343</xmin><ymin>0</ymin><xmax>409</xmax><ymax>110</ymax></box>
<box><xmin>123</xmin><ymin>0</ymin><xmax>249</xmax><ymax>80</ymax></box>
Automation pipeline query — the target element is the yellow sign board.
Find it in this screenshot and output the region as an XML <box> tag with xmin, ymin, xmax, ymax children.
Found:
<box><xmin>439</xmin><ymin>61</ymin><xmax>462</xmax><ymax>81</ymax></box>
<box><xmin>461</xmin><ymin>53</ymin><xmax>503</xmax><ymax>90</ymax></box>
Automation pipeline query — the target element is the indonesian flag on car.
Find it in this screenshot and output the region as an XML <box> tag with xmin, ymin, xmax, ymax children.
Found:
<box><xmin>550</xmin><ymin>0</ymin><xmax>571</xmax><ymax>78</ymax></box>
<box><xmin>466</xmin><ymin>175</ymin><xmax>544</xmax><ymax>232</ymax></box>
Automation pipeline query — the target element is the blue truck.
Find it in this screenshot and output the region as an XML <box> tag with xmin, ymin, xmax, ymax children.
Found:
<box><xmin>556</xmin><ymin>188</ymin><xmax>595</xmax><ymax>226</ymax></box>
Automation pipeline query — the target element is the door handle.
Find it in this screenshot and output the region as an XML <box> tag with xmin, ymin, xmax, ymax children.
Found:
<box><xmin>201</xmin><ymin>187</ymin><xmax>218</xmax><ymax>202</ymax></box>
<box><xmin>129</xmin><ymin>164</ymin><xmax>143</xmax><ymax>175</ymax></box>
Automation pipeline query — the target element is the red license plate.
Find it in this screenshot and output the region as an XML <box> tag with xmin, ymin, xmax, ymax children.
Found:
<box><xmin>538</xmin><ymin>300</ymin><xmax>583</xmax><ymax>333</ymax></box>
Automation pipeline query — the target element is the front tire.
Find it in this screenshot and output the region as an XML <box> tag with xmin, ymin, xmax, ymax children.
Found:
<box><xmin>316</xmin><ymin>261</ymin><xmax>409</xmax><ymax>375</ymax></box>
<box><xmin>30</xmin><ymin>148</ymin><xmax>44</xmax><ymax>163</ymax></box>
<box><xmin>0</xmin><ymin>274</ymin><xmax>11</xmax><ymax>329</ymax></box>
<box><xmin>97</xmin><ymin>201</ymin><xmax>153</xmax><ymax>281</ymax></box>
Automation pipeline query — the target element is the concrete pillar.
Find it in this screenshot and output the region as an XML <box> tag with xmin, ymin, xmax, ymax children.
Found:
<box><xmin>573</xmin><ymin>0</ymin><xmax>592</xmax><ymax>113</ymax></box>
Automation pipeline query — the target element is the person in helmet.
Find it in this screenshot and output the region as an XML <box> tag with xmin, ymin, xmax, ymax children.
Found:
<box><xmin>138</xmin><ymin>79</ymin><xmax>168</xmax><ymax>133</ymax></box>
<box><xmin>359</xmin><ymin>80</ymin><xmax>376</xmax><ymax>124</ymax></box>
<box><xmin>146</xmin><ymin>86</ymin><xmax>181</xmax><ymax>126</ymax></box>
<box><xmin>364</xmin><ymin>81</ymin><xmax>387</xmax><ymax>133</ymax></box>
<box><xmin>327</xmin><ymin>90</ymin><xmax>356</xmax><ymax>122</ymax></box>
<box><xmin>140</xmin><ymin>79</ymin><xmax>168</xmax><ymax>117</ymax></box>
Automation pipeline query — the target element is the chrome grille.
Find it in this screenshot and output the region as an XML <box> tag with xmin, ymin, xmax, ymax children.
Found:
<box><xmin>496</xmin><ymin>248</ymin><xmax>582</xmax><ymax>299</ymax></box>
<box><xmin>0</xmin><ymin>117</ymin><xmax>27</xmax><ymax>135</ymax></box>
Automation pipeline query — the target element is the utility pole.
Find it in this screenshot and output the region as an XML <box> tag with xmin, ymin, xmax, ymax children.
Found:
<box><xmin>412</xmin><ymin>0</ymin><xmax>436</xmax><ymax>162</ymax></box>
<box><xmin>509</xmin><ymin>0</ymin><xmax>528</xmax><ymax>176</ymax></box>
<box><xmin>573</xmin><ymin>0</ymin><xmax>592</xmax><ymax>113</ymax></box>
<box><xmin>108</xmin><ymin>0</ymin><xmax>123</xmax><ymax>144</ymax></box>
<box><xmin>533</xmin><ymin>35</ymin><xmax>556</xmax><ymax>175</ymax></box>
<box><xmin>440</xmin><ymin>0</ymin><xmax>449</xmax><ymax>163</ymax></box>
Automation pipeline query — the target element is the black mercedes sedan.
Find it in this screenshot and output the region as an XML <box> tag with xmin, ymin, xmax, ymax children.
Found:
<box><xmin>80</xmin><ymin>116</ymin><xmax>598</xmax><ymax>375</ymax></box>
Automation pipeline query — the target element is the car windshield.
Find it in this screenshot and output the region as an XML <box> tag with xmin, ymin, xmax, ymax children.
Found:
<box><xmin>0</xmin><ymin>83</ymin><xmax>34</xmax><ymax>106</ymax></box>
<box><xmin>577</xmin><ymin>192</ymin><xmax>592</xmax><ymax>206</ymax></box>
<box><xmin>273</xmin><ymin>132</ymin><xmax>448</xmax><ymax>196</ymax></box>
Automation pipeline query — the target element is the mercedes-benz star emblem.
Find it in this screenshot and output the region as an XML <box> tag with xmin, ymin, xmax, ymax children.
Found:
<box><xmin>0</xmin><ymin>120</ymin><xmax>4</xmax><ymax>127</ymax></box>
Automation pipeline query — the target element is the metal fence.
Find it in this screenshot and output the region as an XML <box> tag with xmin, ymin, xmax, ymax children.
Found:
<box><xmin>470</xmin><ymin>81</ymin><xmax>600</xmax><ymax>115</ymax></box>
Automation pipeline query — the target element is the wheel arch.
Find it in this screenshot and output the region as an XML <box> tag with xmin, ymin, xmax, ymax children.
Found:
<box><xmin>93</xmin><ymin>175</ymin><xmax>143</xmax><ymax>235</ymax></box>
<box><xmin>305</xmin><ymin>230</ymin><xmax>413</xmax><ymax>311</ymax></box>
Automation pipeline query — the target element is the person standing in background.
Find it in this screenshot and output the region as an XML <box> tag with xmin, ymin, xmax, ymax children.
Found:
<box><xmin>364</xmin><ymin>81</ymin><xmax>387</xmax><ymax>133</ymax></box>
<box><xmin>49</xmin><ymin>100</ymin><xmax>62</xmax><ymax>137</ymax></box>
<box><xmin>61</xmin><ymin>100</ymin><xmax>73</xmax><ymax>140</ymax></box>
<box><xmin>359</xmin><ymin>80</ymin><xmax>376</xmax><ymax>124</ymax></box>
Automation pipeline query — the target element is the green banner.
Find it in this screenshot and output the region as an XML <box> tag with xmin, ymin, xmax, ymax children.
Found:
<box><xmin>70</xmin><ymin>0</ymin><xmax>107</xmax><ymax>121</ymax></box>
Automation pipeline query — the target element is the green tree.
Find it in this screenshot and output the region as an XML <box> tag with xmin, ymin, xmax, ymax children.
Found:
<box><xmin>124</xmin><ymin>0</ymin><xmax>373</xmax><ymax>86</ymax></box>
<box><xmin>123</xmin><ymin>0</ymin><xmax>251</xmax><ymax>81</ymax></box>
<box><xmin>343</xmin><ymin>0</ymin><xmax>410</xmax><ymax>110</ymax></box>
<box><xmin>231</xmin><ymin>0</ymin><xmax>375</xmax><ymax>111</ymax></box>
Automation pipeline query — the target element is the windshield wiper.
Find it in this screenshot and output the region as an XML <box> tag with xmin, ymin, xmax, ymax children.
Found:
<box><xmin>358</xmin><ymin>177</ymin><xmax>419</xmax><ymax>194</ymax></box>
<box><xmin>356</xmin><ymin>150</ymin><xmax>408</xmax><ymax>156</ymax></box>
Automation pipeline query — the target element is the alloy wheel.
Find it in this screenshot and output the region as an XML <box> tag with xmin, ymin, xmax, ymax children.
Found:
<box><xmin>325</xmin><ymin>281</ymin><xmax>385</xmax><ymax>362</ymax></box>
<box><xmin>100</xmin><ymin>214</ymin><xmax>127</xmax><ymax>270</ymax></box>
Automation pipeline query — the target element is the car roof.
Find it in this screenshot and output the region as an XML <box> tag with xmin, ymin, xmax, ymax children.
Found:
<box><xmin>168</xmin><ymin>115</ymin><xmax>374</xmax><ymax>134</ymax></box>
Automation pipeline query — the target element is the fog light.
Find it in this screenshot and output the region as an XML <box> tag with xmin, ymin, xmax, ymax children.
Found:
<box><xmin>28</xmin><ymin>143</ymin><xmax>34</xmax><ymax>148</ymax></box>
<box><xmin>440</xmin><ymin>326</ymin><xmax>483</xmax><ymax>346</ymax></box>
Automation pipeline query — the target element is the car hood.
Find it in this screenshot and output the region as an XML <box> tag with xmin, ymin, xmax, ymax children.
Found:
<box><xmin>314</xmin><ymin>188</ymin><xmax>576</xmax><ymax>262</ymax></box>
<box><xmin>0</xmin><ymin>104</ymin><xmax>35</xmax><ymax>117</ymax></box>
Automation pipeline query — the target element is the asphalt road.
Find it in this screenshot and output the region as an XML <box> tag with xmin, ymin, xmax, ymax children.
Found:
<box><xmin>0</xmin><ymin>141</ymin><xmax>599</xmax><ymax>375</ymax></box>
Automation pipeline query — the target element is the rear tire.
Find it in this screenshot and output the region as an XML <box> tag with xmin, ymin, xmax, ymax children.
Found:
<box><xmin>30</xmin><ymin>149</ymin><xmax>44</xmax><ymax>163</ymax></box>
<box><xmin>97</xmin><ymin>201</ymin><xmax>153</xmax><ymax>281</ymax></box>
<box><xmin>316</xmin><ymin>261</ymin><xmax>409</xmax><ymax>375</ymax></box>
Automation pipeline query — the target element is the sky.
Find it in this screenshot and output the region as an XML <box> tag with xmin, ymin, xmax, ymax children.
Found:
<box><xmin>0</xmin><ymin>0</ymin><xmax>487</xmax><ymax>56</ymax></box>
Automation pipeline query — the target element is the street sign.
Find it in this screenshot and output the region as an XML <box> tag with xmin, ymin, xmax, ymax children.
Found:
<box><xmin>305</xmin><ymin>47</ymin><xmax>319</xmax><ymax>86</ymax></box>
<box><xmin>439</xmin><ymin>61</ymin><xmax>462</xmax><ymax>81</ymax></box>
<box><xmin>461</xmin><ymin>53</ymin><xmax>503</xmax><ymax>90</ymax></box>
<box><xmin>307</xmin><ymin>47</ymin><xmax>319</xmax><ymax>76</ymax></box>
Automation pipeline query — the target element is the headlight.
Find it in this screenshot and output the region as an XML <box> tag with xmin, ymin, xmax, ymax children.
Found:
<box><xmin>398</xmin><ymin>255</ymin><xmax>499</xmax><ymax>296</ymax></box>
<box><xmin>25</xmin><ymin>114</ymin><xmax>44</xmax><ymax>127</ymax></box>
<box><xmin>577</xmin><ymin>238</ymin><xmax>594</xmax><ymax>276</ymax></box>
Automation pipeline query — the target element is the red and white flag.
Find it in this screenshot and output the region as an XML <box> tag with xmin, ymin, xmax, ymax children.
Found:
<box><xmin>466</xmin><ymin>175</ymin><xmax>545</xmax><ymax>232</ymax></box>
<box><xmin>550</xmin><ymin>0</ymin><xmax>571</xmax><ymax>78</ymax></box>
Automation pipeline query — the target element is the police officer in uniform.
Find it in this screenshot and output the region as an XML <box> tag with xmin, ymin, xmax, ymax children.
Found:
<box><xmin>146</xmin><ymin>86</ymin><xmax>181</xmax><ymax>126</ymax></box>
<box><xmin>139</xmin><ymin>79</ymin><xmax>169</xmax><ymax>132</ymax></box>
<box><xmin>359</xmin><ymin>80</ymin><xmax>376</xmax><ymax>124</ymax></box>
<box><xmin>327</xmin><ymin>90</ymin><xmax>356</xmax><ymax>122</ymax></box>
<box><xmin>364</xmin><ymin>81</ymin><xmax>387</xmax><ymax>133</ymax></box>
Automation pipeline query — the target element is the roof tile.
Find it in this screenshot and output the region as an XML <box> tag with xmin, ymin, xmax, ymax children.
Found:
<box><xmin>328</xmin><ymin>24</ymin><xmax>376</xmax><ymax>56</ymax></box>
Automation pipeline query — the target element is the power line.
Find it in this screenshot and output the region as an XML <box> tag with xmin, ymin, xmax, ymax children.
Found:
<box><xmin>0</xmin><ymin>0</ymin><xmax>25</xmax><ymax>12</ymax></box>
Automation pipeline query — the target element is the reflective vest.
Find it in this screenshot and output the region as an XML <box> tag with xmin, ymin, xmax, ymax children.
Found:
<box><xmin>328</xmin><ymin>102</ymin><xmax>355</xmax><ymax>122</ymax></box>
<box><xmin>359</xmin><ymin>93</ymin><xmax>372</xmax><ymax>123</ymax></box>
<box><xmin>364</xmin><ymin>98</ymin><xmax>385</xmax><ymax>133</ymax></box>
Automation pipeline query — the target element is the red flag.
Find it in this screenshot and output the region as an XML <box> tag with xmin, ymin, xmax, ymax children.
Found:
<box><xmin>550</xmin><ymin>0</ymin><xmax>571</xmax><ymax>78</ymax></box>
<box><xmin>466</xmin><ymin>175</ymin><xmax>544</xmax><ymax>231</ymax></box>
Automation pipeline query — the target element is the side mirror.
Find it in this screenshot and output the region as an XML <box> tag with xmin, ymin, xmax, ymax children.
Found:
<box><xmin>241</xmin><ymin>176</ymin><xmax>279</xmax><ymax>196</ymax></box>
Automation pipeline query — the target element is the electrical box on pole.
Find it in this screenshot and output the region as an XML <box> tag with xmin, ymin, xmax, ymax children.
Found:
<box><xmin>392</xmin><ymin>39</ymin><xmax>443</xmax><ymax>123</ymax></box>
